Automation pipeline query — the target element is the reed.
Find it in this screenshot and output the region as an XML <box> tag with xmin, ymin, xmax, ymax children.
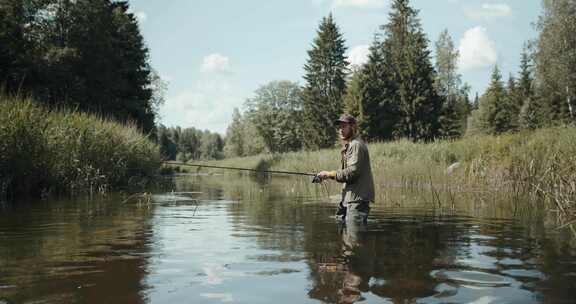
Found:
<box><xmin>0</xmin><ymin>94</ymin><xmax>161</xmax><ymax>199</ymax></box>
<box><xmin>203</xmin><ymin>127</ymin><xmax>576</xmax><ymax>219</ymax></box>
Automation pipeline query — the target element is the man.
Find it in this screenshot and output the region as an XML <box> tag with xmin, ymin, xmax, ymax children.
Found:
<box><xmin>317</xmin><ymin>114</ymin><xmax>375</xmax><ymax>223</ymax></box>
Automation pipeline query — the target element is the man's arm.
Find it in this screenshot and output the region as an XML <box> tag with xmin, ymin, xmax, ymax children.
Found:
<box><xmin>317</xmin><ymin>142</ymin><xmax>363</xmax><ymax>182</ymax></box>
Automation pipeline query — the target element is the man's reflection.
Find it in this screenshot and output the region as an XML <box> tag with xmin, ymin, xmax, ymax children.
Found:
<box><xmin>308</xmin><ymin>219</ymin><xmax>447</xmax><ymax>303</ymax></box>
<box><xmin>337</xmin><ymin>222</ymin><xmax>369</xmax><ymax>303</ymax></box>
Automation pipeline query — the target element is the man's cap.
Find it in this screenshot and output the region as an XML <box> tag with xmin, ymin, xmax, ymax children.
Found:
<box><xmin>334</xmin><ymin>114</ymin><xmax>357</xmax><ymax>125</ymax></box>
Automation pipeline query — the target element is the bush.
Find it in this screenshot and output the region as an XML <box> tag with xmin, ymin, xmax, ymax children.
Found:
<box><xmin>0</xmin><ymin>95</ymin><xmax>161</xmax><ymax>199</ymax></box>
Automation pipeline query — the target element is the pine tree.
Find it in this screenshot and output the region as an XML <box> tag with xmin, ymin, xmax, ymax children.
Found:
<box><xmin>478</xmin><ymin>66</ymin><xmax>513</xmax><ymax>134</ymax></box>
<box><xmin>506</xmin><ymin>74</ymin><xmax>522</xmax><ymax>131</ymax></box>
<box><xmin>380</xmin><ymin>0</ymin><xmax>441</xmax><ymax>141</ymax></box>
<box><xmin>301</xmin><ymin>14</ymin><xmax>348</xmax><ymax>149</ymax></box>
<box><xmin>517</xmin><ymin>48</ymin><xmax>544</xmax><ymax>130</ymax></box>
<box><xmin>355</xmin><ymin>37</ymin><xmax>400</xmax><ymax>141</ymax></box>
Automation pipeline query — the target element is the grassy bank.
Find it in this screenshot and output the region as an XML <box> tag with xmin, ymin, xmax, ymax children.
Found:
<box><xmin>0</xmin><ymin>95</ymin><xmax>162</xmax><ymax>200</ymax></box>
<box><xmin>192</xmin><ymin>127</ymin><xmax>576</xmax><ymax>219</ymax></box>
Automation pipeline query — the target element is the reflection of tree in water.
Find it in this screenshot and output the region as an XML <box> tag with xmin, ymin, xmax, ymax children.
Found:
<box><xmin>307</xmin><ymin>217</ymin><xmax>461</xmax><ymax>304</ymax></box>
<box><xmin>0</xmin><ymin>199</ymin><xmax>154</xmax><ymax>304</ymax></box>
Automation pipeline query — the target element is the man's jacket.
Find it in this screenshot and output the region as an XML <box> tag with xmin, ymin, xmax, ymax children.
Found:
<box><xmin>335</xmin><ymin>137</ymin><xmax>375</xmax><ymax>203</ymax></box>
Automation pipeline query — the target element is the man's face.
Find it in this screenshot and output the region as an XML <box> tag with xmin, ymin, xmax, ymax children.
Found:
<box><xmin>338</xmin><ymin>122</ymin><xmax>354</xmax><ymax>140</ymax></box>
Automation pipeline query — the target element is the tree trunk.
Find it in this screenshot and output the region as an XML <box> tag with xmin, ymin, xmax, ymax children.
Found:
<box><xmin>567</xmin><ymin>86</ymin><xmax>574</xmax><ymax>123</ymax></box>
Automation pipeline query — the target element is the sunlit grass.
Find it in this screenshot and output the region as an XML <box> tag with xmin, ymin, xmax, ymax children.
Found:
<box><xmin>198</xmin><ymin>127</ymin><xmax>576</xmax><ymax>221</ymax></box>
<box><xmin>0</xmin><ymin>94</ymin><xmax>161</xmax><ymax>199</ymax></box>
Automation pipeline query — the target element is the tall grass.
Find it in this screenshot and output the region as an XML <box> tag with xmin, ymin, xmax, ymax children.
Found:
<box><xmin>0</xmin><ymin>94</ymin><xmax>161</xmax><ymax>199</ymax></box>
<box><xmin>201</xmin><ymin>127</ymin><xmax>576</xmax><ymax>219</ymax></box>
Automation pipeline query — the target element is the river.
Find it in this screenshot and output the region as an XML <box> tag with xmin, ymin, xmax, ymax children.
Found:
<box><xmin>1</xmin><ymin>173</ymin><xmax>575</xmax><ymax>303</ymax></box>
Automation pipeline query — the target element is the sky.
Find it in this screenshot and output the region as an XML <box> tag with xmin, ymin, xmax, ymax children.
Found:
<box><xmin>129</xmin><ymin>0</ymin><xmax>542</xmax><ymax>134</ymax></box>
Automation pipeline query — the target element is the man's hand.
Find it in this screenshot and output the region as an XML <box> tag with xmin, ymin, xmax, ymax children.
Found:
<box><xmin>317</xmin><ymin>170</ymin><xmax>337</xmax><ymax>180</ymax></box>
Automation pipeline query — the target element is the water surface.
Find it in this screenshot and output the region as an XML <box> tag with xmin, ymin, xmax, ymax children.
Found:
<box><xmin>1</xmin><ymin>174</ymin><xmax>575</xmax><ymax>303</ymax></box>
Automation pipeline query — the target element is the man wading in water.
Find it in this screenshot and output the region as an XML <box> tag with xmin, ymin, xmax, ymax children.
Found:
<box><xmin>316</xmin><ymin>114</ymin><xmax>375</xmax><ymax>223</ymax></box>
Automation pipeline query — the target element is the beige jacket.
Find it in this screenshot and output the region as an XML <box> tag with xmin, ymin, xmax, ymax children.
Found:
<box><xmin>335</xmin><ymin>137</ymin><xmax>375</xmax><ymax>203</ymax></box>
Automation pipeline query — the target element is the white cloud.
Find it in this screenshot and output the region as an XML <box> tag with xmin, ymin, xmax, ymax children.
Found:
<box><xmin>347</xmin><ymin>45</ymin><xmax>370</xmax><ymax>69</ymax></box>
<box><xmin>160</xmin><ymin>77</ymin><xmax>242</xmax><ymax>134</ymax></box>
<box><xmin>465</xmin><ymin>3</ymin><xmax>512</xmax><ymax>19</ymax></box>
<box><xmin>201</xmin><ymin>53</ymin><xmax>231</xmax><ymax>73</ymax></box>
<box><xmin>332</xmin><ymin>0</ymin><xmax>387</xmax><ymax>9</ymax></box>
<box><xmin>134</xmin><ymin>11</ymin><xmax>147</xmax><ymax>23</ymax></box>
<box><xmin>458</xmin><ymin>26</ymin><xmax>498</xmax><ymax>71</ymax></box>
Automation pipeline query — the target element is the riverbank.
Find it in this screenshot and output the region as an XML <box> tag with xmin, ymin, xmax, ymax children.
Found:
<box><xmin>186</xmin><ymin>126</ymin><xmax>576</xmax><ymax>220</ymax></box>
<box><xmin>0</xmin><ymin>95</ymin><xmax>162</xmax><ymax>200</ymax></box>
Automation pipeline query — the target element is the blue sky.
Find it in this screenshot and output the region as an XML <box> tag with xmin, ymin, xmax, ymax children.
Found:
<box><xmin>130</xmin><ymin>0</ymin><xmax>542</xmax><ymax>134</ymax></box>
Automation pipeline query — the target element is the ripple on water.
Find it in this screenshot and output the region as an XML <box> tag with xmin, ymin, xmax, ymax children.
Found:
<box><xmin>500</xmin><ymin>269</ymin><xmax>544</xmax><ymax>280</ymax></box>
<box><xmin>432</xmin><ymin>270</ymin><xmax>513</xmax><ymax>288</ymax></box>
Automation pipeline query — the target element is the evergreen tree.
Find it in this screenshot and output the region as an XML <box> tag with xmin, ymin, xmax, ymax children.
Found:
<box><xmin>380</xmin><ymin>0</ymin><xmax>441</xmax><ymax>141</ymax></box>
<box><xmin>356</xmin><ymin>39</ymin><xmax>400</xmax><ymax>140</ymax></box>
<box><xmin>472</xmin><ymin>92</ymin><xmax>479</xmax><ymax>110</ymax></box>
<box><xmin>534</xmin><ymin>0</ymin><xmax>576</xmax><ymax>124</ymax></box>
<box><xmin>301</xmin><ymin>14</ymin><xmax>348</xmax><ymax>149</ymax></box>
<box><xmin>478</xmin><ymin>66</ymin><xmax>513</xmax><ymax>134</ymax></box>
<box><xmin>517</xmin><ymin>48</ymin><xmax>544</xmax><ymax>130</ymax></box>
<box><xmin>518</xmin><ymin>48</ymin><xmax>534</xmax><ymax>100</ymax></box>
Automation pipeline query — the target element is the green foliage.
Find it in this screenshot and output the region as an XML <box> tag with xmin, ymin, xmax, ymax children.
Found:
<box><xmin>476</xmin><ymin>66</ymin><xmax>516</xmax><ymax>134</ymax></box>
<box><xmin>434</xmin><ymin>29</ymin><xmax>470</xmax><ymax>138</ymax></box>
<box><xmin>534</xmin><ymin>0</ymin><xmax>576</xmax><ymax>124</ymax></box>
<box><xmin>0</xmin><ymin>94</ymin><xmax>161</xmax><ymax>198</ymax></box>
<box><xmin>358</xmin><ymin>0</ymin><xmax>441</xmax><ymax>141</ymax></box>
<box><xmin>301</xmin><ymin>14</ymin><xmax>348</xmax><ymax>149</ymax></box>
<box><xmin>343</xmin><ymin>72</ymin><xmax>362</xmax><ymax>120</ymax></box>
<box><xmin>157</xmin><ymin>125</ymin><xmax>223</xmax><ymax>161</ymax></box>
<box><xmin>0</xmin><ymin>0</ymin><xmax>161</xmax><ymax>134</ymax></box>
<box><xmin>245</xmin><ymin>80</ymin><xmax>304</xmax><ymax>153</ymax></box>
<box><xmin>356</xmin><ymin>42</ymin><xmax>400</xmax><ymax>140</ymax></box>
<box><xmin>240</xmin><ymin>125</ymin><xmax>576</xmax><ymax>213</ymax></box>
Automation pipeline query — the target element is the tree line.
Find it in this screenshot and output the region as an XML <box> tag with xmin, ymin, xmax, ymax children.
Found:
<box><xmin>224</xmin><ymin>0</ymin><xmax>575</xmax><ymax>158</ymax></box>
<box><xmin>158</xmin><ymin>125</ymin><xmax>224</xmax><ymax>162</ymax></box>
<box><xmin>0</xmin><ymin>0</ymin><xmax>162</xmax><ymax>134</ymax></box>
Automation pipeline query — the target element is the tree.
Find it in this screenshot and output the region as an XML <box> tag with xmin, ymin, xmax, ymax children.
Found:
<box><xmin>434</xmin><ymin>29</ymin><xmax>468</xmax><ymax>138</ymax></box>
<box><xmin>356</xmin><ymin>40</ymin><xmax>400</xmax><ymax>140</ymax></box>
<box><xmin>343</xmin><ymin>71</ymin><xmax>363</xmax><ymax>120</ymax></box>
<box><xmin>1</xmin><ymin>0</ymin><xmax>159</xmax><ymax>133</ymax></box>
<box><xmin>301</xmin><ymin>14</ymin><xmax>348</xmax><ymax>149</ymax></box>
<box><xmin>534</xmin><ymin>0</ymin><xmax>576</xmax><ymax>124</ymax></box>
<box><xmin>224</xmin><ymin>108</ymin><xmax>245</xmax><ymax>157</ymax></box>
<box><xmin>517</xmin><ymin>48</ymin><xmax>544</xmax><ymax>130</ymax></box>
<box><xmin>0</xmin><ymin>0</ymin><xmax>41</xmax><ymax>94</ymax></box>
<box><xmin>199</xmin><ymin>132</ymin><xmax>224</xmax><ymax>160</ymax></box>
<box><xmin>158</xmin><ymin>125</ymin><xmax>177</xmax><ymax>160</ymax></box>
<box><xmin>478</xmin><ymin>66</ymin><xmax>513</xmax><ymax>134</ymax></box>
<box><xmin>379</xmin><ymin>0</ymin><xmax>441</xmax><ymax>141</ymax></box>
<box><xmin>245</xmin><ymin>80</ymin><xmax>304</xmax><ymax>153</ymax></box>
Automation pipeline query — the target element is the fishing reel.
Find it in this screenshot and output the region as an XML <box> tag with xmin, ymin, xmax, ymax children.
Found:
<box><xmin>312</xmin><ymin>174</ymin><xmax>322</xmax><ymax>183</ymax></box>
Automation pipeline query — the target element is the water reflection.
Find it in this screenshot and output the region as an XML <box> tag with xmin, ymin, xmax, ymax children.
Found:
<box><xmin>0</xmin><ymin>197</ymin><xmax>154</xmax><ymax>303</ymax></box>
<box><xmin>0</xmin><ymin>174</ymin><xmax>575</xmax><ymax>303</ymax></box>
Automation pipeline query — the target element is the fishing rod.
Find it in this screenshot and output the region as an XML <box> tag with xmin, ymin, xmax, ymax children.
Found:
<box><xmin>163</xmin><ymin>161</ymin><xmax>322</xmax><ymax>182</ymax></box>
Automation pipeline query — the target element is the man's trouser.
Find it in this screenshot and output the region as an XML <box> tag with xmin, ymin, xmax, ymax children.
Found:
<box><xmin>336</xmin><ymin>200</ymin><xmax>370</xmax><ymax>223</ymax></box>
